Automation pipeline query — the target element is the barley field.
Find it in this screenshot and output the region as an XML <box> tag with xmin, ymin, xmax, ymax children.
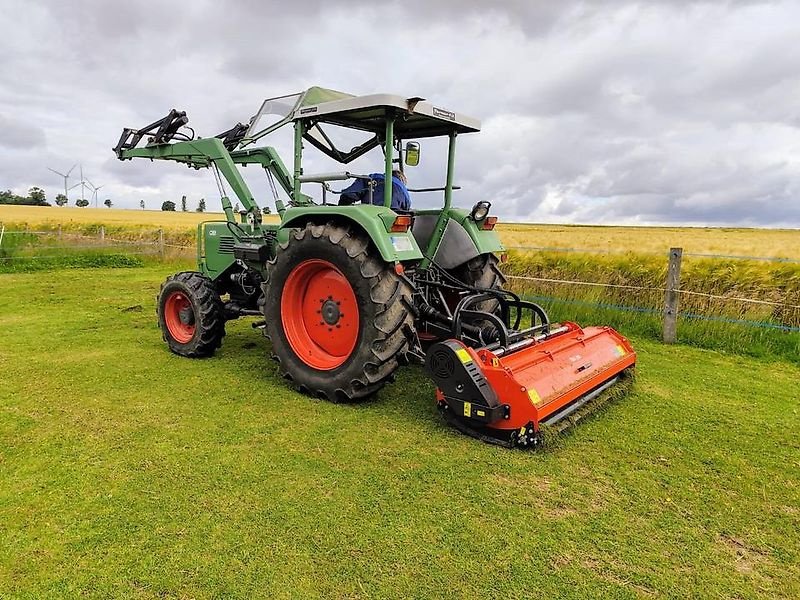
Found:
<box><xmin>0</xmin><ymin>205</ymin><xmax>227</xmax><ymax>231</ymax></box>
<box><xmin>2</xmin><ymin>206</ymin><xmax>797</xmax><ymax>258</ymax></box>
<box><xmin>499</xmin><ymin>223</ymin><xmax>800</xmax><ymax>259</ymax></box>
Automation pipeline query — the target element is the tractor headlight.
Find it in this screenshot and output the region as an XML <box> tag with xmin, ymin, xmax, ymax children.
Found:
<box><xmin>470</xmin><ymin>201</ymin><xmax>491</xmax><ymax>222</ymax></box>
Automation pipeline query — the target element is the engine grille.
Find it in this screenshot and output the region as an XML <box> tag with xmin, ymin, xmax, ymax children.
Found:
<box><xmin>218</xmin><ymin>236</ymin><xmax>235</xmax><ymax>254</ymax></box>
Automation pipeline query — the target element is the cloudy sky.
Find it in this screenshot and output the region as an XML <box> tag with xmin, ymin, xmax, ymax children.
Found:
<box><xmin>1</xmin><ymin>0</ymin><xmax>798</xmax><ymax>226</ymax></box>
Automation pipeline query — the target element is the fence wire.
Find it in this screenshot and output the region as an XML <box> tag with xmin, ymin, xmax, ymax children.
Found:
<box><xmin>504</xmin><ymin>274</ymin><xmax>664</xmax><ymax>293</ymax></box>
<box><xmin>0</xmin><ymin>250</ymin><xmax>160</xmax><ymax>262</ymax></box>
<box><xmin>506</xmin><ymin>245</ymin><xmax>800</xmax><ymax>264</ymax></box>
<box><xmin>0</xmin><ymin>227</ymin><xmax>198</xmax><ymax>262</ymax></box>
<box><xmin>0</xmin><ymin>228</ymin><xmax>168</xmax><ymax>263</ymax></box>
<box><xmin>518</xmin><ymin>292</ymin><xmax>800</xmax><ymax>333</ymax></box>
<box><xmin>2</xmin><ymin>228</ymin><xmax>798</xmax><ymax>336</ymax></box>
<box><xmin>503</xmin><ymin>274</ymin><xmax>800</xmax><ymax>310</ymax></box>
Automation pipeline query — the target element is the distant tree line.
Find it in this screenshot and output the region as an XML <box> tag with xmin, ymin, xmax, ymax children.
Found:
<box><xmin>160</xmin><ymin>197</ymin><xmax>211</xmax><ymax>212</ymax></box>
<box><xmin>0</xmin><ymin>187</ymin><xmax>51</xmax><ymax>206</ymax></box>
<box><xmin>157</xmin><ymin>198</ymin><xmax>271</xmax><ymax>213</ymax></box>
<box><xmin>1</xmin><ymin>187</ymin><xmax>92</xmax><ymax>207</ymax></box>
<box><xmin>2</xmin><ymin>186</ymin><xmax>257</xmax><ymax>213</ymax></box>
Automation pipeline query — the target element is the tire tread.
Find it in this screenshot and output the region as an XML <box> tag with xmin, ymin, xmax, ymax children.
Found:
<box><xmin>157</xmin><ymin>271</ymin><xmax>225</xmax><ymax>358</ymax></box>
<box><xmin>264</xmin><ymin>222</ymin><xmax>414</xmax><ymax>402</ymax></box>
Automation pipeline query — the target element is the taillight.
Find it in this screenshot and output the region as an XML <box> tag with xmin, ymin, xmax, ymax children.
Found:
<box><xmin>500</xmin><ymin>252</ymin><xmax>508</xmax><ymax>264</ymax></box>
<box><xmin>481</xmin><ymin>216</ymin><xmax>498</xmax><ymax>230</ymax></box>
<box><xmin>390</xmin><ymin>215</ymin><xmax>412</xmax><ymax>232</ymax></box>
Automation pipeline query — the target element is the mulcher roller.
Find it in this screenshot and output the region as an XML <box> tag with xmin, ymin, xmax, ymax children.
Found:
<box><xmin>426</xmin><ymin>322</ymin><xmax>636</xmax><ymax>448</ymax></box>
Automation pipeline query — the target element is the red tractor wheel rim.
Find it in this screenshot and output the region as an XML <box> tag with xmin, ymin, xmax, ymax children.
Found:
<box><xmin>281</xmin><ymin>259</ymin><xmax>360</xmax><ymax>370</ymax></box>
<box><xmin>164</xmin><ymin>291</ymin><xmax>196</xmax><ymax>344</ymax></box>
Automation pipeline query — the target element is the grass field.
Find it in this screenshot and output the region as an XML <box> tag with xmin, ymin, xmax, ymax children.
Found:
<box><xmin>1</xmin><ymin>263</ymin><xmax>799</xmax><ymax>598</ymax></box>
<box><xmin>2</xmin><ymin>205</ymin><xmax>798</xmax><ymax>258</ymax></box>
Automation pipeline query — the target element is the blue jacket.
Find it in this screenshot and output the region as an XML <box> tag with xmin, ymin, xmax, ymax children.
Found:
<box><xmin>340</xmin><ymin>173</ymin><xmax>411</xmax><ymax>211</ymax></box>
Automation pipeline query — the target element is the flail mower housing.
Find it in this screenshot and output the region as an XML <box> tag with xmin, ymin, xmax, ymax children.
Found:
<box><xmin>114</xmin><ymin>87</ymin><xmax>636</xmax><ymax>448</ymax></box>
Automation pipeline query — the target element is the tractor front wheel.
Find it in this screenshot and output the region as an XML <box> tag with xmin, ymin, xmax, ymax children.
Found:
<box><xmin>157</xmin><ymin>271</ymin><xmax>226</xmax><ymax>357</ymax></box>
<box><xmin>263</xmin><ymin>222</ymin><xmax>414</xmax><ymax>402</ymax></box>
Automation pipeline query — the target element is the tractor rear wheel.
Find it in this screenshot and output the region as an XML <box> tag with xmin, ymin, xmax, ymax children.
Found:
<box><xmin>157</xmin><ymin>271</ymin><xmax>226</xmax><ymax>357</ymax></box>
<box><xmin>263</xmin><ymin>222</ymin><xmax>414</xmax><ymax>402</ymax></box>
<box><xmin>452</xmin><ymin>253</ymin><xmax>507</xmax><ymax>312</ymax></box>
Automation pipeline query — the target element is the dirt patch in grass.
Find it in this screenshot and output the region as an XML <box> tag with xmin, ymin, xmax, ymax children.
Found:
<box><xmin>718</xmin><ymin>534</ymin><xmax>771</xmax><ymax>575</ymax></box>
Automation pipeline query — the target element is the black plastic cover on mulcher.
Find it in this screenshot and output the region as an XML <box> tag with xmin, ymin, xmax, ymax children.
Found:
<box><xmin>425</xmin><ymin>340</ymin><xmax>507</xmax><ymax>423</ymax></box>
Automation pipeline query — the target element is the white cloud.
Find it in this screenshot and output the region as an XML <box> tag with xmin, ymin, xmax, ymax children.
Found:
<box><xmin>0</xmin><ymin>0</ymin><xmax>797</xmax><ymax>226</ymax></box>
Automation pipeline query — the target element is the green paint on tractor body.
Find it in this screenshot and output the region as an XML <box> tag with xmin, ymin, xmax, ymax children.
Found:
<box><xmin>278</xmin><ymin>205</ymin><xmax>424</xmax><ymax>263</ymax></box>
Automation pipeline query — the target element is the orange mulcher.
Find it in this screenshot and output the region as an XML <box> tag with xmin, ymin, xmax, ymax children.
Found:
<box><xmin>425</xmin><ymin>294</ymin><xmax>636</xmax><ymax>448</ymax></box>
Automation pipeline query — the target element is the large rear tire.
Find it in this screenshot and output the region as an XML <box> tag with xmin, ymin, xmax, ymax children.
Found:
<box><xmin>157</xmin><ymin>271</ymin><xmax>226</xmax><ymax>357</ymax></box>
<box><xmin>263</xmin><ymin>222</ymin><xmax>414</xmax><ymax>402</ymax></box>
<box><xmin>451</xmin><ymin>253</ymin><xmax>507</xmax><ymax>312</ymax></box>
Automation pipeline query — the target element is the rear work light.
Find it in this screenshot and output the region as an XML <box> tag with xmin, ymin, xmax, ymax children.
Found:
<box><xmin>470</xmin><ymin>201</ymin><xmax>491</xmax><ymax>221</ymax></box>
<box><xmin>390</xmin><ymin>215</ymin><xmax>412</xmax><ymax>232</ymax></box>
<box><xmin>481</xmin><ymin>216</ymin><xmax>498</xmax><ymax>230</ymax></box>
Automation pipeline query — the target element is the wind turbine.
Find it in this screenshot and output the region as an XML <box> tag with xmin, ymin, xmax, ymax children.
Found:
<box><xmin>86</xmin><ymin>179</ymin><xmax>104</xmax><ymax>208</ymax></box>
<box><xmin>69</xmin><ymin>165</ymin><xmax>89</xmax><ymax>206</ymax></box>
<box><xmin>47</xmin><ymin>163</ymin><xmax>77</xmax><ymax>204</ymax></box>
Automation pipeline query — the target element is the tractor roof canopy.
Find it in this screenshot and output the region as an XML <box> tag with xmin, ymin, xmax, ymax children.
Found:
<box><xmin>244</xmin><ymin>86</ymin><xmax>481</xmax><ymax>144</ymax></box>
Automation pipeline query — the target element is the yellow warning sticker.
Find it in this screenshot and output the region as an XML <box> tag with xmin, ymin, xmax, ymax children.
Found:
<box><xmin>455</xmin><ymin>348</ymin><xmax>472</xmax><ymax>364</ymax></box>
<box><xmin>477</xmin><ymin>410</ymin><xmax>486</xmax><ymax>417</ymax></box>
<box><xmin>528</xmin><ymin>389</ymin><xmax>542</xmax><ymax>406</ymax></box>
<box><xmin>463</xmin><ymin>402</ymin><xmax>472</xmax><ymax>417</ymax></box>
<box><xmin>614</xmin><ymin>344</ymin><xmax>626</xmax><ymax>357</ymax></box>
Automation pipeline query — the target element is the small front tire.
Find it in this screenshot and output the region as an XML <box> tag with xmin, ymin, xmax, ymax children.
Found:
<box><xmin>157</xmin><ymin>271</ymin><xmax>226</xmax><ymax>357</ymax></box>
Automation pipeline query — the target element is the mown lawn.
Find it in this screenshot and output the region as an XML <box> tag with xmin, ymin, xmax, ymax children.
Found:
<box><xmin>1</xmin><ymin>264</ymin><xmax>798</xmax><ymax>599</ymax></box>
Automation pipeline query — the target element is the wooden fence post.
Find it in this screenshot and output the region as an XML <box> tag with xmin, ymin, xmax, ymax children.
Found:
<box><xmin>57</xmin><ymin>223</ymin><xmax>62</xmax><ymax>240</ymax></box>
<box><xmin>99</xmin><ymin>226</ymin><xmax>105</xmax><ymax>242</ymax></box>
<box><xmin>158</xmin><ymin>229</ymin><xmax>165</xmax><ymax>259</ymax></box>
<box><xmin>663</xmin><ymin>247</ymin><xmax>683</xmax><ymax>344</ymax></box>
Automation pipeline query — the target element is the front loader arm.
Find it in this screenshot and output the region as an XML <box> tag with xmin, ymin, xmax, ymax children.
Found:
<box><xmin>229</xmin><ymin>146</ymin><xmax>312</xmax><ymax>213</ymax></box>
<box><xmin>120</xmin><ymin>137</ymin><xmax>260</xmax><ymax>223</ymax></box>
<box><xmin>114</xmin><ymin>110</ymin><xmax>308</xmax><ymax>222</ymax></box>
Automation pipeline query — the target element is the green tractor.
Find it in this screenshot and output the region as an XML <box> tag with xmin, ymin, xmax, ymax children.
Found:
<box><xmin>115</xmin><ymin>87</ymin><xmax>635</xmax><ymax>448</ymax></box>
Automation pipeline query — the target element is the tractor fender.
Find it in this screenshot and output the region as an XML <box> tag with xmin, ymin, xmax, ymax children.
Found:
<box><xmin>277</xmin><ymin>205</ymin><xmax>424</xmax><ymax>263</ymax></box>
<box><xmin>411</xmin><ymin>208</ymin><xmax>504</xmax><ymax>269</ymax></box>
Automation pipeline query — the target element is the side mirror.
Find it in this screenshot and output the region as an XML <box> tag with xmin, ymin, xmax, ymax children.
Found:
<box><xmin>405</xmin><ymin>141</ymin><xmax>420</xmax><ymax>167</ymax></box>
